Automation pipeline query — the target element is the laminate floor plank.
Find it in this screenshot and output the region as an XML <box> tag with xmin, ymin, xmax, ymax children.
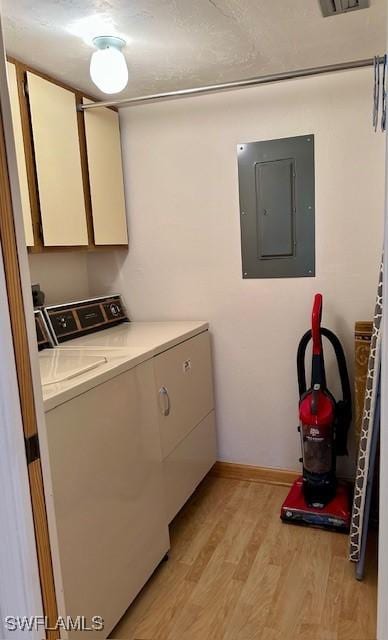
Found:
<box><xmin>110</xmin><ymin>476</ymin><xmax>377</xmax><ymax>640</ymax></box>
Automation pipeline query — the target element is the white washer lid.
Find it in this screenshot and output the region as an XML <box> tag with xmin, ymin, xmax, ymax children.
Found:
<box><xmin>39</xmin><ymin>350</ymin><xmax>107</xmax><ymax>386</ymax></box>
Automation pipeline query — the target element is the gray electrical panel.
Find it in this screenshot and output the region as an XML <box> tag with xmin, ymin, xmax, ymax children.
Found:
<box><xmin>319</xmin><ymin>0</ymin><xmax>369</xmax><ymax>18</ymax></box>
<box><xmin>238</xmin><ymin>134</ymin><xmax>315</xmax><ymax>279</ymax></box>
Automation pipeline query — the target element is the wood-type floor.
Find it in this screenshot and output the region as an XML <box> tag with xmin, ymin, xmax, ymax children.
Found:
<box><xmin>110</xmin><ymin>476</ymin><xmax>377</xmax><ymax>640</ymax></box>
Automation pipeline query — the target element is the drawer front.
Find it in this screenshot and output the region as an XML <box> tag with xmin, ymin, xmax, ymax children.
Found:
<box><xmin>154</xmin><ymin>331</ymin><xmax>214</xmax><ymax>459</ymax></box>
<box><xmin>163</xmin><ymin>411</ymin><xmax>217</xmax><ymax>522</ymax></box>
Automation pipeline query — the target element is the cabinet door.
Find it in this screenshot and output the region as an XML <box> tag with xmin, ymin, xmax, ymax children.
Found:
<box><xmin>164</xmin><ymin>411</ymin><xmax>217</xmax><ymax>522</ymax></box>
<box><xmin>27</xmin><ymin>72</ymin><xmax>88</xmax><ymax>246</ymax></box>
<box><xmin>7</xmin><ymin>62</ymin><xmax>34</xmax><ymax>246</ymax></box>
<box><xmin>154</xmin><ymin>331</ymin><xmax>214</xmax><ymax>459</ymax></box>
<box><xmin>84</xmin><ymin>101</ymin><xmax>128</xmax><ymax>245</ymax></box>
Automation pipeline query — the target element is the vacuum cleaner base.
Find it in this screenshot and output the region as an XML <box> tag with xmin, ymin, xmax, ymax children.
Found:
<box><xmin>281</xmin><ymin>477</ymin><xmax>351</xmax><ymax>533</ymax></box>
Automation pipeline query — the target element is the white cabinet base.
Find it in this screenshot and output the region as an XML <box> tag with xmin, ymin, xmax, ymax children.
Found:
<box><xmin>163</xmin><ymin>411</ymin><xmax>217</xmax><ymax>523</ymax></box>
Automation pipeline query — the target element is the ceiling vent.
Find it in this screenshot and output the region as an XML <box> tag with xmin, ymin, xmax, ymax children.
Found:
<box><xmin>319</xmin><ymin>0</ymin><xmax>369</xmax><ymax>17</ymax></box>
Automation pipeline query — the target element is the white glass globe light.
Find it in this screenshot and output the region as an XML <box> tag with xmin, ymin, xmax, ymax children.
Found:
<box><xmin>90</xmin><ymin>37</ymin><xmax>128</xmax><ymax>94</ymax></box>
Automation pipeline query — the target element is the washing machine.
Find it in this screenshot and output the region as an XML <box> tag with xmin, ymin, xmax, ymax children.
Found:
<box><xmin>36</xmin><ymin>300</ymin><xmax>170</xmax><ymax>638</ymax></box>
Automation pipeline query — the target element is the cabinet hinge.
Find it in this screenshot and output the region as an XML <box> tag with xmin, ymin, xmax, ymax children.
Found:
<box><xmin>23</xmin><ymin>81</ymin><xmax>29</xmax><ymax>97</ymax></box>
<box><xmin>25</xmin><ymin>433</ymin><xmax>40</xmax><ymax>465</ymax></box>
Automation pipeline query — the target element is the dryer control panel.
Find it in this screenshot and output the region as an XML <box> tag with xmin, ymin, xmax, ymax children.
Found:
<box><xmin>34</xmin><ymin>309</ymin><xmax>54</xmax><ymax>350</ymax></box>
<box><xmin>44</xmin><ymin>295</ymin><xmax>129</xmax><ymax>344</ymax></box>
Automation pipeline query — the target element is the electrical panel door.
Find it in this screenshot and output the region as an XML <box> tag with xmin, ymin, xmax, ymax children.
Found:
<box><xmin>238</xmin><ymin>134</ymin><xmax>315</xmax><ymax>278</ymax></box>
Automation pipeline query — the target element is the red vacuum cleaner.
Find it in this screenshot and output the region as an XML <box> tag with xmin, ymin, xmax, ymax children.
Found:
<box><xmin>281</xmin><ymin>293</ymin><xmax>352</xmax><ymax>532</ymax></box>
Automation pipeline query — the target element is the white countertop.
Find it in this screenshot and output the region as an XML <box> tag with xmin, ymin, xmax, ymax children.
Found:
<box><xmin>40</xmin><ymin>321</ymin><xmax>208</xmax><ymax>412</ymax></box>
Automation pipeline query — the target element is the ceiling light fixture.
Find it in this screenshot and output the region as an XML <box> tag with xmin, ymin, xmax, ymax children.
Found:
<box><xmin>90</xmin><ymin>36</ymin><xmax>128</xmax><ymax>95</ymax></box>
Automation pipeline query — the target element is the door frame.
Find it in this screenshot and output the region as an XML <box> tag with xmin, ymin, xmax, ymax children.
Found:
<box><xmin>0</xmin><ymin>16</ymin><xmax>59</xmax><ymax>640</ymax></box>
<box><xmin>0</xmin><ymin>244</ymin><xmax>43</xmax><ymax>639</ymax></box>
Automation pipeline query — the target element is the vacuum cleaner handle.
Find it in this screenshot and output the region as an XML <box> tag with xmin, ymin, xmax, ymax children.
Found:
<box><xmin>311</xmin><ymin>293</ymin><xmax>326</xmax><ymax>389</ymax></box>
<box><xmin>312</xmin><ymin>293</ymin><xmax>323</xmax><ymax>355</ymax></box>
<box><xmin>296</xmin><ymin>327</ymin><xmax>352</xmax><ymax>455</ymax></box>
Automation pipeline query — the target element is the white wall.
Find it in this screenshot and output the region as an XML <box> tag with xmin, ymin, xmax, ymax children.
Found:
<box><xmin>88</xmin><ymin>68</ymin><xmax>385</xmax><ymax>473</ymax></box>
<box><xmin>28</xmin><ymin>252</ymin><xmax>90</xmax><ymax>304</ymax></box>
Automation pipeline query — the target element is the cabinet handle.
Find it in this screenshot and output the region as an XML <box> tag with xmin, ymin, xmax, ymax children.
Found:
<box><xmin>159</xmin><ymin>386</ymin><xmax>170</xmax><ymax>417</ymax></box>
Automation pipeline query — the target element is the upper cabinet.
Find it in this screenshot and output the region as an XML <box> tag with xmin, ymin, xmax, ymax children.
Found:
<box><xmin>27</xmin><ymin>72</ymin><xmax>88</xmax><ymax>247</ymax></box>
<box><xmin>7</xmin><ymin>62</ymin><xmax>34</xmax><ymax>247</ymax></box>
<box><xmin>5</xmin><ymin>58</ymin><xmax>129</xmax><ymax>252</ymax></box>
<box><xmin>84</xmin><ymin>101</ymin><xmax>128</xmax><ymax>246</ymax></box>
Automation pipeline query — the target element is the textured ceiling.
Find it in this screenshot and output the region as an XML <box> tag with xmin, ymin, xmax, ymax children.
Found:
<box><xmin>2</xmin><ymin>0</ymin><xmax>387</xmax><ymax>100</ymax></box>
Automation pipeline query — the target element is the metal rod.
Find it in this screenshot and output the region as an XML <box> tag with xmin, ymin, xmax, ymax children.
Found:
<box><xmin>80</xmin><ymin>58</ymin><xmax>373</xmax><ymax>110</ymax></box>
